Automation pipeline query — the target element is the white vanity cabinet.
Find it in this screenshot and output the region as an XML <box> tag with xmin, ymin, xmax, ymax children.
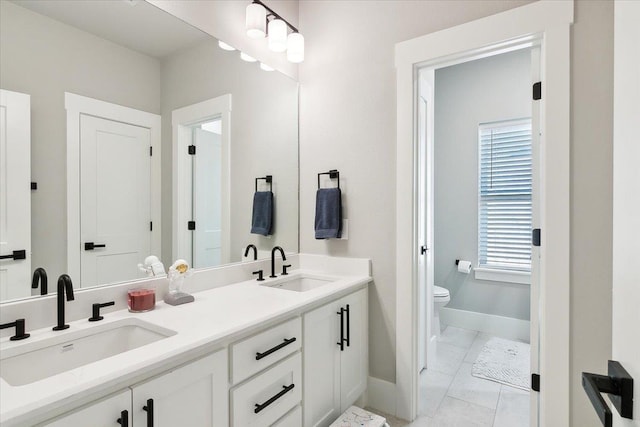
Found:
<box><xmin>303</xmin><ymin>288</ymin><xmax>368</xmax><ymax>427</ymax></box>
<box><xmin>39</xmin><ymin>350</ymin><xmax>228</xmax><ymax>427</ymax></box>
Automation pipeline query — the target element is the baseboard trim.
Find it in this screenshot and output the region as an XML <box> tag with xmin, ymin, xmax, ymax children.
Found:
<box><xmin>440</xmin><ymin>307</ymin><xmax>530</xmax><ymax>342</ymax></box>
<box><xmin>367</xmin><ymin>376</ymin><xmax>396</xmax><ymax>416</ymax></box>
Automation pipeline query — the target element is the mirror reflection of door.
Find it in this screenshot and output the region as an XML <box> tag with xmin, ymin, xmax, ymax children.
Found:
<box><xmin>0</xmin><ymin>89</ymin><xmax>31</xmax><ymax>300</ymax></box>
<box><xmin>79</xmin><ymin>115</ymin><xmax>151</xmax><ymax>288</ymax></box>
<box><xmin>192</xmin><ymin>119</ymin><xmax>222</xmax><ymax>268</ymax></box>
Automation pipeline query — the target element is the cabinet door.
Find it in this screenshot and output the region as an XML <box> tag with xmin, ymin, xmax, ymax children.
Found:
<box><xmin>303</xmin><ymin>300</ymin><xmax>341</xmax><ymax>427</ymax></box>
<box><xmin>339</xmin><ymin>288</ymin><xmax>368</xmax><ymax>412</ymax></box>
<box><xmin>39</xmin><ymin>390</ymin><xmax>130</xmax><ymax>427</ymax></box>
<box><xmin>132</xmin><ymin>350</ymin><xmax>228</xmax><ymax>427</ymax></box>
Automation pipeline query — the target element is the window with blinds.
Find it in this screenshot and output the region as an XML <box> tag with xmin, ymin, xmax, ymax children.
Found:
<box><xmin>478</xmin><ymin>118</ymin><xmax>532</xmax><ymax>272</ymax></box>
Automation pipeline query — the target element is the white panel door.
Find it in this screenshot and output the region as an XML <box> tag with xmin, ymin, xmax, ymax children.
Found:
<box><xmin>80</xmin><ymin>115</ymin><xmax>150</xmax><ymax>288</ymax></box>
<box><xmin>39</xmin><ymin>390</ymin><xmax>131</xmax><ymax>427</ymax></box>
<box><xmin>132</xmin><ymin>351</ymin><xmax>229</xmax><ymax>427</ymax></box>
<box><xmin>339</xmin><ymin>289</ymin><xmax>368</xmax><ymax>412</ymax></box>
<box><xmin>612</xmin><ymin>2</ymin><xmax>639</xmax><ymax>426</ymax></box>
<box><xmin>0</xmin><ymin>89</ymin><xmax>31</xmax><ymax>300</ymax></box>
<box><xmin>303</xmin><ymin>299</ymin><xmax>341</xmax><ymax>427</ymax></box>
<box><xmin>193</xmin><ymin>127</ymin><xmax>222</xmax><ymax>268</ymax></box>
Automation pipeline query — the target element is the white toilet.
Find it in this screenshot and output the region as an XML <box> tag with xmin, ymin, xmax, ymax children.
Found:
<box><xmin>433</xmin><ymin>285</ymin><xmax>451</xmax><ymax>337</ymax></box>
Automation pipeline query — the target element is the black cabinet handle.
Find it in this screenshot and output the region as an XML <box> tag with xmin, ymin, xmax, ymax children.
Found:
<box><xmin>254</xmin><ymin>384</ymin><xmax>295</xmax><ymax>414</ymax></box>
<box><xmin>338</xmin><ymin>308</ymin><xmax>344</xmax><ymax>350</ymax></box>
<box><xmin>84</xmin><ymin>242</ymin><xmax>106</xmax><ymax>251</ymax></box>
<box><xmin>345</xmin><ymin>304</ymin><xmax>350</xmax><ymax>347</ymax></box>
<box><xmin>256</xmin><ymin>337</ymin><xmax>297</xmax><ymax>360</ymax></box>
<box><xmin>117</xmin><ymin>409</ymin><xmax>128</xmax><ymax>427</ymax></box>
<box><xmin>0</xmin><ymin>250</ymin><xmax>26</xmax><ymax>260</ymax></box>
<box><xmin>142</xmin><ymin>398</ymin><xmax>154</xmax><ymax>427</ymax></box>
<box><xmin>582</xmin><ymin>360</ymin><xmax>634</xmax><ymax>427</ymax></box>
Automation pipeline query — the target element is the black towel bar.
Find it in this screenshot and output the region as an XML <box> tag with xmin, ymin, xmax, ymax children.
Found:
<box><xmin>317</xmin><ymin>169</ymin><xmax>340</xmax><ymax>189</ymax></box>
<box><xmin>255</xmin><ymin>175</ymin><xmax>272</xmax><ymax>192</ymax></box>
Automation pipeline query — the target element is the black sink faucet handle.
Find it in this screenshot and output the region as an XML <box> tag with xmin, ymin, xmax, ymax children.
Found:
<box><xmin>0</xmin><ymin>318</ymin><xmax>30</xmax><ymax>341</ymax></box>
<box><xmin>281</xmin><ymin>264</ymin><xmax>291</xmax><ymax>275</ymax></box>
<box><xmin>89</xmin><ymin>301</ymin><xmax>115</xmax><ymax>322</ymax></box>
<box><xmin>253</xmin><ymin>270</ymin><xmax>265</xmax><ymax>281</ymax></box>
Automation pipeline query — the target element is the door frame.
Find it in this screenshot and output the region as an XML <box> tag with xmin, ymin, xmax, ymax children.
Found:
<box><xmin>395</xmin><ymin>1</ymin><xmax>573</xmax><ymax>425</ymax></box>
<box><xmin>65</xmin><ymin>92</ymin><xmax>161</xmax><ymax>284</ymax></box>
<box><xmin>171</xmin><ymin>94</ymin><xmax>232</xmax><ymax>265</ymax></box>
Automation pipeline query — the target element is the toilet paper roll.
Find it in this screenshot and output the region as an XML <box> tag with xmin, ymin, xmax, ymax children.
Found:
<box><xmin>457</xmin><ymin>260</ymin><xmax>472</xmax><ymax>274</ymax></box>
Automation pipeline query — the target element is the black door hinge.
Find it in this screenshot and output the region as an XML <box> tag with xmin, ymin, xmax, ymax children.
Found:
<box><xmin>188</xmin><ymin>221</ymin><xmax>196</xmax><ymax>230</ymax></box>
<box><xmin>188</xmin><ymin>145</ymin><xmax>196</xmax><ymax>155</ymax></box>
<box><xmin>532</xmin><ymin>228</ymin><xmax>541</xmax><ymax>247</ymax></box>
<box><xmin>149</xmin><ymin>221</ymin><xmax>153</xmax><ymax>231</ymax></box>
<box><xmin>533</xmin><ymin>82</ymin><xmax>542</xmax><ymax>100</ymax></box>
<box><xmin>31</xmin><ymin>182</ymin><xmax>37</xmax><ymax>190</ymax></box>
<box><xmin>532</xmin><ymin>373</ymin><xmax>541</xmax><ymax>392</ymax></box>
<box><xmin>149</xmin><ymin>146</ymin><xmax>153</xmax><ymax>156</ymax></box>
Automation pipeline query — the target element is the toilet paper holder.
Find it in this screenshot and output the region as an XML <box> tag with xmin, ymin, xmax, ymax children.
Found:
<box><xmin>455</xmin><ymin>259</ymin><xmax>460</xmax><ymax>265</ymax></box>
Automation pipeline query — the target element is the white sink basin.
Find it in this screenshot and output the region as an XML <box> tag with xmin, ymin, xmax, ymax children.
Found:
<box><xmin>0</xmin><ymin>318</ymin><xmax>176</xmax><ymax>386</ymax></box>
<box><xmin>265</xmin><ymin>275</ymin><xmax>334</xmax><ymax>292</ymax></box>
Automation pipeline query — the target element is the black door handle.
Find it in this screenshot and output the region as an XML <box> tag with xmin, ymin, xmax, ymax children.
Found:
<box><xmin>84</xmin><ymin>242</ymin><xmax>106</xmax><ymax>251</ymax></box>
<box><xmin>582</xmin><ymin>360</ymin><xmax>634</xmax><ymax>427</ymax></box>
<box><xmin>256</xmin><ymin>337</ymin><xmax>297</xmax><ymax>360</ymax></box>
<box><xmin>420</xmin><ymin>245</ymin><xmax>428</xmax><ymax>255</ymax></box>
<box><xmin>337</xmin><ymin>307</ymin><xmax>345</xmax><ymax>351</ymax></box>
<box><xmin>254</xmin><ymin>384</ymin><xmax>295</xmax><ymax>413</ymax></box>
<box><xmin>142</xmin><ymin>398</ymin><xmax>154</xmax><ymax>427</ymax></box>
<box><xmin>117</xmin><ymin>409</ymin><xmax>128</xmax><ymax>427</ymax></box>
<box><xmin>0</xmin><ymin>250</ymin><xmax>26</xmax><ymax>260</ymax></box>
<box><xmin>345</xmin><ymin>304</ymin><xmax>350</xmax><ymax>347</ymax></box>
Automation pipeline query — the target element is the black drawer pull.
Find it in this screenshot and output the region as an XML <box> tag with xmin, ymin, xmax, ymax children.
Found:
<box><xmin>142</xmin><ymin>398</ymin><xmax>154</xmax><ymax>427</ymax></box>
<box><xmin>117</xmin><ymin>409</ymin><xmax>128</xmax><ymax>427</ymax></box>
<box><xmin>0</xmin><ymin>250</ymin><xmax>26</xmax><ymax>260</ymax></box>
<box><xmin>255</xmin><ymin>337</ymin><xmax>297</xmax><ymax>360</ymax></box>
<box><xmin>345</xmin><ymin>304</ymin><xmax>350</xmax><ymax>347</ymax></box>
<box><xmin>254</xmin><ymin>384</ymin><xmax>295</xmax><ymax>414</ymax></box>
<box><xmin>337</xmin><ymin>308</ymin><xmax>345</xmax><ymax>351</ymax></box>
<box><xmin>84</xmin><ymin>242</ymin><xmax>106</xmax><ymax>251</ymax></box>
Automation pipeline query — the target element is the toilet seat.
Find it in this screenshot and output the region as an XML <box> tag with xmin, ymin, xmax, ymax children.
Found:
<box><xmin>434</xmin><ymin>285</ymin><xmax>450</xmax><ymax>298</ymax></box>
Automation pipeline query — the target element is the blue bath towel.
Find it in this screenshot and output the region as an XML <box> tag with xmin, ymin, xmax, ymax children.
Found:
<box><xmin>315</xmin><ymin>188</ymin><xmax>342</xmax><ymax>239</ymax></box>
<box><xmin>251</xmin><ymin>191</ymin><xmax>273</xmax><ymax>236</ymax></box>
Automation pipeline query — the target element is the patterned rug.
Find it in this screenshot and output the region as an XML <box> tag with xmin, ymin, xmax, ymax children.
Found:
<box><xmin>472</xmin><ymin>337</ymin><xmax>530</xmax><ymax>390</ymax></box>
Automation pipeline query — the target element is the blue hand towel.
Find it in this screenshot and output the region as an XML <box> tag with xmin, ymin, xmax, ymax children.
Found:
<box><xmin>315</xmin><ymin>188</ymin><xmax>342</xmax><ymax>239</ymax></box>
<box><xmin>251</xmin><ymin>191</ymin><xmax>273</xmax><ymax>236</ymax></box>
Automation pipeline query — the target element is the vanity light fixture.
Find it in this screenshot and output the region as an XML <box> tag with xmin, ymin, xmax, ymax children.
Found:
<box><xmin>218</xmin><ymin>40</ymin><xmax>236</xmax><ymax>51</ymax></box>
<box><xmin>245</xmin><ymin>0</ymin><xmax>304</xmax><ymax>63</ymax></box>
<box><xmin>240</xmin><ymin>52</ymin><xmax>257</xmax><ymax>62</ymax></box>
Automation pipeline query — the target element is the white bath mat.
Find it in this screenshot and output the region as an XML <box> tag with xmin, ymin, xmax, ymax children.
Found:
<box><xmin>471</xmin><ymin>337</ymin><xmax>530</xmax><ymax>391</ymax></box>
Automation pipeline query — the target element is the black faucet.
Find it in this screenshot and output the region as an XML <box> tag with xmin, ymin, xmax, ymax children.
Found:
<box><xmin>244</xmin><ymin>244</ymin><xmax>258</xmax><ymax>261</ymax></box>
<box><xmin>53</xmin><ymin>274</ymin><xmax>75</xmax><ymax>331</ymax></box>
<box><xmin>0</xmin><ymin>318</ymin><xmax>30</xmax><ymax>341</ymax></box>
<box><xmin>31</xmin><ymin>267</ymin><xmax>48</xmax><ymax>296</ymax></box>
<box><xmin>270</xmin><ymin>246</ymin><xmax>286</xmax><ymax>278</ymax></box>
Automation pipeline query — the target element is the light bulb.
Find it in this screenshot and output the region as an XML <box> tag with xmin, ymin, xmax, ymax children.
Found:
<box><xmin>287</xmin><ymin>32</ymin><xmax>304</xmax><ymax>63</ymax></box>
<box><xmin>218</xmin><ymin>40</ymin><xmax>235</xmax><ymax>51</ymax></box>
<box><xmin>260</xmin><ymin>63</ymin><xmax>274</xmax><ymax>72</ymax></box>
<box><xmin>246</xmin><ymin>2</ymin><xmax>266</xmax><ymax>39</ymax></box>
<box><xmin>240</xmin><ymin>52</ymin><xmax>257</xmax><ymax>62</ymax></box>
<box><xmin>268</xmin><ymin>19</ymin><xmax>287</xmax><ymax>52</ymax></box>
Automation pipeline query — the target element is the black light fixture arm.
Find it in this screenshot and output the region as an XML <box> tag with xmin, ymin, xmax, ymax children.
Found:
<box><xmin>252</xmin><ymin>0</ymin><xmax>299</xmax><ymax>33</ymax></box>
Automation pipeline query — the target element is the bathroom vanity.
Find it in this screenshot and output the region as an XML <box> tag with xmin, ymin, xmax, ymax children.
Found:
<box><xmin>0</xmin><ymin>255</ymin><xmax>370</xmax><ymax>427</ymax></box>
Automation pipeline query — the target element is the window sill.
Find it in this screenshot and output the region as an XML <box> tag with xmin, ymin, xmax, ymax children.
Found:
<box><xmin>474</xmin><ymin>267</ymin><xmax>531</xmax><ymax>285</ymax></box>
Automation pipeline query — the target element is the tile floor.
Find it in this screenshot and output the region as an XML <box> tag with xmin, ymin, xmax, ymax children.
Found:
<box><xmin>369</xmin><ymin>326</ymin><xmax>530</xmax><ymax>427</ymax></box>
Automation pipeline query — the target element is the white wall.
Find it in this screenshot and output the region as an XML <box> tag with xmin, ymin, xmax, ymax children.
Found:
<box><xmin>298</xmin><ymin>0</ymin><xmax>533</xmax><ymax>385</ymax></box>
<box><xmin>434</xmin><ymin>50</ymin><xmax>531</xmax><ymax>321</ymax></box>
<box><xmin>0</xmin><ymin>1</ymin><xmax>161</xmax><ymax>282</ymax></box>
<box><xmin>160</xmin><ymin>39</ymin><xmax>299</xmax><ymax>265</ymax></box>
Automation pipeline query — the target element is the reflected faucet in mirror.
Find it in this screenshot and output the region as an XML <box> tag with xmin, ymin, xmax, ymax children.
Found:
<box><xmin>31</xmin><ymin>268</ymin><xmax>47</xmax><ymax>296</ymax></box>
<box><xmin>53</xmin><ymin>275</ymin><xmax>74</xmax><ymax>331</ymax></box>
<box><xmin>244</xmin><ymin>244</ymin><xmax>258</xmax><ymax>261</ymax></box>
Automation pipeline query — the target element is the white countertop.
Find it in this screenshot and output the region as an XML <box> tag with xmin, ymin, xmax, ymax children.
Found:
<box><xmin>0</xmin><ymin>267</ymin><xmax>371</xmax><ymax>426</ymax></box>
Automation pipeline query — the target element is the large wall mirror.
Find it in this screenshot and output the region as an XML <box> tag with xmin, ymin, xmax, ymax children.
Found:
<box><xmin>0</xmin><ymin>0</ymin><xmax>299</xmax><ymax>302</ymax></box>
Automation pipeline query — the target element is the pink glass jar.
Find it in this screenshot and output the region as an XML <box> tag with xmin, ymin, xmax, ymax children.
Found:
<box><xmin>127</xmin><ymin>288</ymin><xmax>156</xmax><ymax>312</ymax></box>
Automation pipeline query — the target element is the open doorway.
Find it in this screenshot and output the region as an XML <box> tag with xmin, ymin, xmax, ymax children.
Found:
<box><xmin>416</xmin><ymin>48</ymin><xmax>538</xmax><ymax>426</ymax></box>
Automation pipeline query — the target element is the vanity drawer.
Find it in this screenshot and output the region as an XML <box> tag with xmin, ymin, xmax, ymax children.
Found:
<box><xmin>272</xmin><ymin>405</ymin><xmax>302</xmax><ymax>427</ymax></box>
<box><xmin>231</xmin><ymin>317</ymin><xmax>301</xmax><ymax>384</ymax></box>
<box><xmin>231</xmin><ymin>352</ymin><xmax>301</xmax><ymax>427</ymax></box>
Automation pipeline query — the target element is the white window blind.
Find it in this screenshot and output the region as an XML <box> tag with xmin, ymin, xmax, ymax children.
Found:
<box><xmin>478</xmin><ymin>119</ymin><xmax>532</xmax><ymax>272</ymax></box>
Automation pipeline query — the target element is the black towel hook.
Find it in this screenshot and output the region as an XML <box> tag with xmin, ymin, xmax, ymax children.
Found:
<box><xmin>255</xmin><ymin>175</ymin><xmax>272</xmax><ymax>192</ymax></box>
<box><xmin>318</xmin><ymin>169</ymin><xmax>340</xmax><ymax>189</ymax></box>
